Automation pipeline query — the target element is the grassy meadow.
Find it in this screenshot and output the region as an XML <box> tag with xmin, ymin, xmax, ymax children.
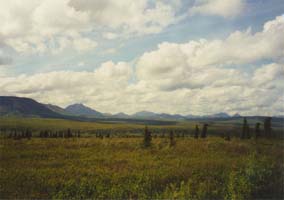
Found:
<box><xmin>0</xmin><ymin>117</ymin><xmax>284</xmax><ymax>199</ymax></box>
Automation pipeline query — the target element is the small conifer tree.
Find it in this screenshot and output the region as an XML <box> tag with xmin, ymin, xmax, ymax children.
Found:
<box><xmin>201</xmin><ymin>124</ymin><xmax>208</xmax><ymax>138</ymax></box>
<box><xmin>246</xmin><ymin>124</ymin><xmax>251</xmax><ymax>139</ymax></box>
<box><xmin>241</xmin><ymin>118</ymin><xmax>248</xmax><ymax>139</ymax></box>
<box><xmin>255</xmin><ymin>122</ymin><xmax>261</xmax><ymax>139</ymax></box>
<box><xmin>169</xmin><ymin>130</ymin><xmax>175</xmax><ymax>147</ymax></box>
<box><xmin>264</xmin><ymin>117</ymin><xmax>272</xmax><ymax>137</ymax></box>
<box><xmin>67</xmin><ymin>128</ymin><xmax>71</xmax><ymax>138</ymax></box>
<box><xmin>194</xmin><ymin>125</ymin><xmax>199</xmax><ymax>139</ymax></box>
<box><xmin>143</xmin><ymin>126</ymin><xmax>152</xmax><ymax>147</ymax></box>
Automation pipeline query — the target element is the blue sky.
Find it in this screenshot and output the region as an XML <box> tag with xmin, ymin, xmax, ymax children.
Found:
<box><xmin>0</xmin><ymin>0</ymin><xmax>283</xmax><ymax>115</ymax></box>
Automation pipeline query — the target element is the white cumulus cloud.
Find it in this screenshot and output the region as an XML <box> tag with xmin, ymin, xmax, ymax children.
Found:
<box><xmin>0</xmin><ymin>14</ymin><xmax>283</xmax><ymax>116</ymax></box>
<box><xmin>0</xmin><ymin>0</ymin><xmax>183</xmax><ymax>54</ymax></box>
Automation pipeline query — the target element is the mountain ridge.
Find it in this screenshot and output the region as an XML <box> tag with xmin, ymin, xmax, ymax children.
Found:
<box><xmin>65</xmin><ymin>103</ymin><xmax>104</xmax><ymax>117</ymax></box>
<box><xmin>0</xmin><ymin>96</ymin><xmax>280</xmax><ymax>120</ymax></box>
<box><xmin>0</xmin><ymin>96</ymin><xmax>61</xmax><ymax>118</ymax></box>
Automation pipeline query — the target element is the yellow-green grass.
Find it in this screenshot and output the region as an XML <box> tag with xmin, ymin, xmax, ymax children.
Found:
<box><xmin>0</xmin><ymin>117</ymin><xmax>192</xmax><ymax>131</ymax></box>
<box><xmin>0</xmin><ymin>137</ymin><xmax>283</xmax><ymax>199</ymax></box>
<box><xmin>1</xmin><ymin>116</ymin><xmax>282</xmax><ymax>132</ymax></box>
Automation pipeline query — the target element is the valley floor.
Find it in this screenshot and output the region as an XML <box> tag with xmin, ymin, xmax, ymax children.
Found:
<box><xmin>0</xmin><ymin>137</ymin><xmax>283</xmax><ymax>199</ymax></box>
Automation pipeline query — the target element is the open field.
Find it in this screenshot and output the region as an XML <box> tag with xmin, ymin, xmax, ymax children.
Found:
<box><xmin>0</xmin><ymin>116</ymin><xmax>283</xmax><ymax>136</ymax></box>
<box><xmin>1</xmin><ymin>137</ymin><xmax>284</xmax><ymax>199</ymax></box>
<box><xmin>0</xmin><ymin>117</ymin><xmax>183</xmax><ymax>130</ymax></box>
<box><xmin>0</xmin><ymin>117</ymin><xmax>284</xmax><ymax>199</ymax></box>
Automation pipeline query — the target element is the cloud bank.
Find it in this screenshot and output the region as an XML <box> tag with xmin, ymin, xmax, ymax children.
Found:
<box><xmin>0</xmin><ymin>0</ymin><xmax>183</xmax><ymax>54</ymax></box>
<box><xmin>1</xmin><ymin>15</ymin><xmax>284</xmax><ymax>116</ymax></box>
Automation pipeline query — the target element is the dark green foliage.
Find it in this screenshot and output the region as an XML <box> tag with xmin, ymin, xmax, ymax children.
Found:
<box><xmin>66</xmin><ymin>128</ymin><xmax>73</xmax><ymax>138</ymax></box>
<box><xmin>13</xmin><ymin>129</ymin><xmax>19</xmax><ymax>140</ymax></box>
<box><xmin>241</xmin><ymin>117</ymin><xmax>250</xmax><ymax>139</ymax></box>
<box><xmin>169</xmin><ymin>130</ymin><xmax>175</xmax><ymax>147</ymax></box>
<box><xmin>264</xmin><ymin>117</ymin><xmax>272</xmax><ymax>137</ymax></box>
<box><xmin>255</xmin><ymin>123</ymin><xmax>261</xmax><ymax>139</ymax></box>
<box><xmin>25</xmin><ymin>128</ymin><xmax>32</xmax><ymax>139</ymax></box>
<box><xmin>246</xmin><ymin>125</ymin><xmax>251</xmax><ymax>139</ymax></box>
<box><xmin>200</xmin><ymin>124</ymin><xmax>208</xmax><ymax>138</ymax></box>
<box><xmin>21</xmin><ymin>130</ymin><xmax>25</xmax><ymax>138</ymax></box>
<box><xmin>241</xmin><ymin>117</ymin><xmax>246</xmax><ymax>139</ymax></box>
<box><xmin>194</xmin><ymin>125</ymin><xmax>199</xmax><ymax>139</ymax></box>
<box><xmin>143</xmin><ymin>126</ymin><xmax>152</xmax><ymax>147</ymax></box>
<box><xmin>43</xmin><ymin>130</ymin><xmax>49</xmax><ymax>138</ymax></box>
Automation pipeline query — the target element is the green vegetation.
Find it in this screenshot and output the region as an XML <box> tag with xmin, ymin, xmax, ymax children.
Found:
<box><xmin>1</xmin><ymin>116</ymin><xmax>283</xmax><ymax>137</ymax></box>
<box><xmin>0</xmin><ymin>117</ymin><xmax>188</xmax><ymax>133</ymax></box>
<box><xmin>1</xmin><ymin>137</ymin><xmax>283</xmax><ymax>199</ymax></box>
<box><xmin>0</xmin><ymin>116</ymin><xmax>283</xmax><ymax>199</ymax></box>
<box><xmin>143</xmin><ymin>126</ymin><xmax>152</xmax><ymax>147</ymax></box>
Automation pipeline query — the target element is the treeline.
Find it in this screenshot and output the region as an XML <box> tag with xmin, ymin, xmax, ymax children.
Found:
<box><xmin>142</xmin><ymin>117</ymin><xmax>277</xmax><ymax>147</ymax></box>
<box><xmin>3</xmin><ymin>128</ymin><xmax>33</xmax><ymax>140</ymax></box>
<box><xmin>0</xmin><ymin>128</ymin><xmax>81</xmax><ymax>140</ymax></box>
<box><xmin>0</xmin><ymin>127</ymin><xmax>191</xmax><ymax>140</ymax></box>
<box><xmin>39</xmin><ymin>128</ymin><xmax>81</xmax><ymax>138</ymax></box>
<box><xmin>240</xmin><ymin>117</ymin><xmax>273</xmax><ymax>139</ymax></box>
<box><xmin>0</xmin><ymin>117</ymin><xmax>279</xmax><ymax>142</ymax></box>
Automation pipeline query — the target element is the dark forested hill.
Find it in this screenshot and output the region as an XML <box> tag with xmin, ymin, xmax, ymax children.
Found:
<box><xmin>0</xmin><ymin>96</ymin><xmax>61</xmax><ymax>118</ymax></box>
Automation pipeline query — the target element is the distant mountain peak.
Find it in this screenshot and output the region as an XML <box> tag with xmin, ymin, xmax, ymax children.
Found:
<box><xmin>112</xmin><ymin>112</ymin><xmax>130</xmax><ymax>118</ymax></box>
<box><xmin>66</xmin><ymin>103</ymin><xmax>84</xmax><ymax>107</ymax></box>
<box><xmin>44</xmin><ymin>104</ymin><xmax>69</xmax><ymax>115</ymax></box>
<box><xmin>132</xmin><ymin>111</ymin><xmax>158</xmax><ymax>118</ymax></box>
<box><xmin>65</xmin><ymin>103</ymin><xmax>86</xmax><ymax>109</ymax></box>
<box><xmin>135</xmin><ymin>110</ymin><xmax>156</xmax><ymax>114</ymax></box>
<box><xmin>1</xmin><ymin>96</ymin><xmax>263</xmax><ymax>121</ymax></box>
<box><xmin>233</xmin><ymin>113</ymin><xmax>242</xmax><ymax>117</ymax></box>
<box><xmin>65</xmin><ymin>103</ymin><xmax>103</xmax><ymax>117</ymax></box>
<box><xmin>207</xmin><ymin>112</ymin><xmax>230</xmax><ymax>118</ymax></box>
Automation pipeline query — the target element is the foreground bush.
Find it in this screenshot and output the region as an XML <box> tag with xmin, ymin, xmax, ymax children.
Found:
<box><xmin>0</xmin><ymin>137</ymin><xmax>283</xmax><ymax>199</ymax></box>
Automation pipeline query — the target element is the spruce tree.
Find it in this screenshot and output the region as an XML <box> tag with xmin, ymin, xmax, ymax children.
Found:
<box><xmin>143</xmin><ymin>126</ymin><xmax>152</xmax><ymax>147</ymax></box>
<box><xmin>264</xmin><ymin>117</ymin><xmax>272</xmax><ymax>137</ymax></box>
<box><xmin>255</xmin><ymin>122</ymin><xmax>261</xmax><ymax>139</ymax></box>
<box><xmin>26</xmin><ymin>129</ymin><xmax>31</xmax><ymax>139</ymax></box>
<box><xmin>67</xmin><ymin>128</ymin><xmax>71</xmax><ymax>138</ymax></box>
<box><xmin>201</xmin><ymin>124</ymin><xmax>208</xmax><ymax>138</ymax></box>
<box><xmin>246</xmin><ymin>124</ymin><xmax>251</xmax><ymax>139</ymax></box>
<box><xmin>241</xmin><ymin>118</ymin><xmax>247</xmax><ymax>139</ymax></box>
<box><xmin>194</xmin><ymin>125</ymin><xmax>199</xmax><ymax>139</ymax></box>
<box><xmin>169</xmin><ymin>130</ymin><xmax>175</xmax><ymax>147</ymax></box>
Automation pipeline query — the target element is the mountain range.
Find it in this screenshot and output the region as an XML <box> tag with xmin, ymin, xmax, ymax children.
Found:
<box><xmin>0</xmin><ymin>96</ymin><xmax>247</xmax><ymax>120</ymax></box>
<box><xmin>0</xmin><ymin>96</ymin><xmax>61</xmax><ymax>118</ymax></box>
<box><xmin>65</xmin><ymin>103</ymin><xmax>104</xmax><ymax>117</ymax></box>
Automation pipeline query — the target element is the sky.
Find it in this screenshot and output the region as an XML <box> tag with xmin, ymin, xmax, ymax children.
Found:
<box><xmin>0</xmin><ymin>0</ymin><xmax>284</xmax><ymax>116</ymax></box>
